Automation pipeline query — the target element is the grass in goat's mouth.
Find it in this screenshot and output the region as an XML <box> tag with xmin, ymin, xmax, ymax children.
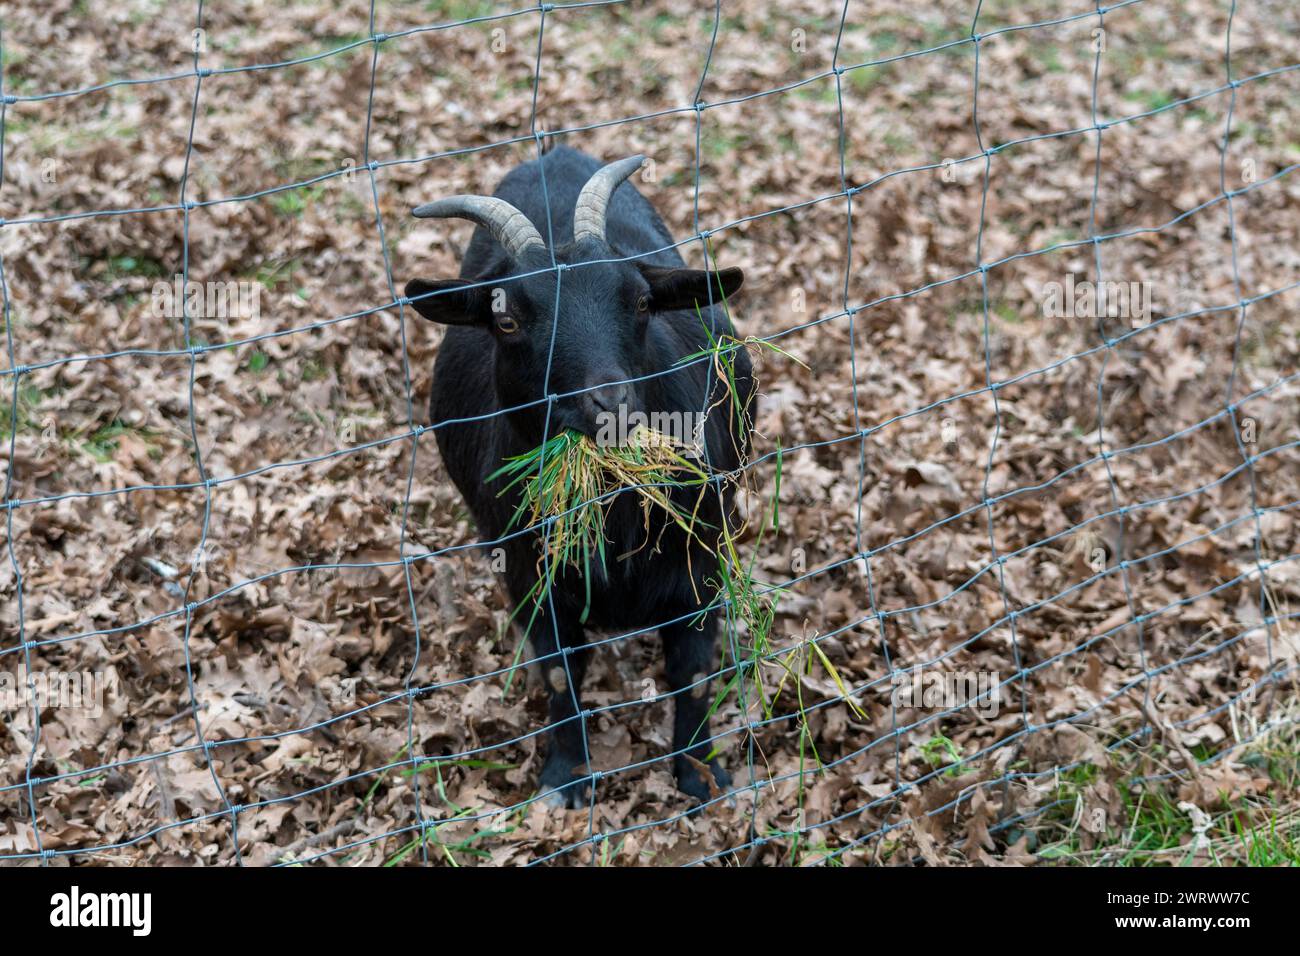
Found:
<box><xmin>489</xmin><ymin>426</ymin><xmax>711</xmax><ymax>680</ymax></box>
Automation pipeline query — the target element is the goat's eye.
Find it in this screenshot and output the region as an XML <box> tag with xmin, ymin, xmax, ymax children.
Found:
<box><xmin>495</xmin><ymin>314</ymin><xmax>521</xmax><ymax>334</ymax></box>
<box><xmin>636</xmin><ymin>294</ymin><xmax>650</xmax><ymax>314</ymax></box>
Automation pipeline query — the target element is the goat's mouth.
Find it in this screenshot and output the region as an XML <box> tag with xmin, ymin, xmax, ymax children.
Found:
<box><xmin>531</xmin><ymin>403</ymin><xmax>707</xmax><ymax>462</ymax></box>
<box><xmin>552</xmin><ymin>393</ymin><xmax>640</xmax><ymax>444</ymax></box>
<box><xmin>593</xmin><ymin>406</ymin><xmax>708</xmax><ymax>458</ymax></box>
<box><xmin>547</xmin><ymin>405</ymin><xmax>608</xmax><ymax>442</ymax></box>
<box><xmin>489</xmin><ymin>423</ymin><xmax>713</xmax><ymax>614</ymax></box>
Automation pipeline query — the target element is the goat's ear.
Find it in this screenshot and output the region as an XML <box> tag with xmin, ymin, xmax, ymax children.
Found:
<box><xmin>404</xmin><ymin>278</ymin><xmax>487</xmax><ymax>325</ymax></box>
<box><xmin>638</xmin><ymin>265</ymin><xmax>744</xmax><ymax>312</ymax></box>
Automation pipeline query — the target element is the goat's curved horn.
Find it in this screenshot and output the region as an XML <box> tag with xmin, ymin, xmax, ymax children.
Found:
<box><xmin>411</xmin><ymin>195</ymin><xmax>546</xmax><ymax>259</ymax></box>
<box><xmin>572</xmin><ymin>154</ymin><xmax>645</xmax><ymax>246</ymax></box>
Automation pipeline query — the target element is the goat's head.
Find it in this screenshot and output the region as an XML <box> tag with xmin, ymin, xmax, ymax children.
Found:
<box><xmin>405</xmin><ymin>155</ymin><xmax>743</xmax><ymax>440</ymax></box>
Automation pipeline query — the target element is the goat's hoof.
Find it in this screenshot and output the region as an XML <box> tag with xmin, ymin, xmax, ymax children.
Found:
<box><xmin>538</xmin><ymin>758</ymin><xmax>590</xmax><ymax>809</ymax></box>
<box><xmin>675</xmin><ymin>755</ymin><xmax>731</xmax><ymax>804</ymax></box>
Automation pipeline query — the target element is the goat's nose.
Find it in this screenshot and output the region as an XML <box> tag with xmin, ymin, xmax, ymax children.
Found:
<box><xmin>588</xmin><ymin>381</ymin><xmax>629</xmax><ymax>414</ymax></box>
<box><xmin>579</xmin><ymin>380</ymin><xmax>630</xmax><ymax>437</ymax></box>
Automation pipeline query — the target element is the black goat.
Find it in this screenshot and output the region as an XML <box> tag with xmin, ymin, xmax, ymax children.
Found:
<box><xmin>405</xmin><ymin>146</ymin><xmax>753</xmax><ymax>806</ymax></box>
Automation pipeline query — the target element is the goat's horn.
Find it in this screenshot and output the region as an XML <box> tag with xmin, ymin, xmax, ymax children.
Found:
<box><xmin>572</xmin><ymin>154</ymin><xmax>645</xmax><ymax>246</ymax></box>
<box><xmin>411</xmin><ymin>195</ymin><xmax>546</xmax><ymax>259</ymax></box>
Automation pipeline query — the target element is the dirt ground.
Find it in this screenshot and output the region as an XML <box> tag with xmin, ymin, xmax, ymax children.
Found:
<box><xmin>1</xmin><ymin>0</ymin><xmax>1299</xmax><ymax>865</ymax></box>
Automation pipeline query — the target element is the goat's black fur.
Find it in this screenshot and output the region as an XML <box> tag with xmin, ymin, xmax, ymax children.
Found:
<box><xmin>407</xmin><ymin>146</ymin><xmax>754</xmax><ymax>806</ymax></box>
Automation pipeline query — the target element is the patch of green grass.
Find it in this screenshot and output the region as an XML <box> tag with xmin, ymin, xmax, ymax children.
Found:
<box><xmin>266</xmin><ymin>154</ymin><xmax>366</xmax><ymax>217</ymax></box>
<box><xmin>994</xmin><ymin>300</ymin><xmax>1023</xmax><ymax>325</ymax></box>
<box><xmin>1240</xmin><ymin>720</ymin><xmax>1300</xmax><ymax>789</ymax></box>
<box><xmin>795</xmin><ymin>839</ymin><xmax>848</xmax><ymax>866</ymax></box>
<box><xmin>647</xmin><ymin>12</ymin><xmax>681</xmax><ymax>43</ymax></box>
<box><xmin>869</xmin><ymin>28</ymin><xmax>903</xmax><ymax>54</ymax></box>
<box><xmin>8</xmin><ymin>113</ymin><xmax>139</xmax><ymax>152</ymax></box>
<box><xmin>920</xmin><ymin>733</ymin><xmax>970</xmax><ymax>777</ymax></box>
<box><xmin>1228</xmin><ymin>804</ymin><xmax>1300</xmax><ymax>865</ymax></box>
<box><xmin>947</xmin><ymin>295</ymin><xmax>985</xmax><ymax>324</ymax></box>
<box><xmin>595</xmin><ymin>836</ymin><xmax>627</xmax><ymax>866</ymax></box>
<box><xmin>81</xmin><ymin>419</ymin><xmax>157</xmax><ymax>463</ymax></box>
<box><xmin>881</xmin><ymin>130</ymin><xmax>913</xmax><ymax>153</ymax></box>
<box><xmin>270</xmin><ymin>184</ymin><xmax>328</xmax><ymax>217</ymax></box>
<box><xmin>1033</xmin><ymin>718</ymin><xmax>1300</xmax><ymax>865</ymax></box>
<box><xmin>301</xmin><ymin>358</ymin><xmax>327</xmax><ymax>382</ymax></box>
<box><xmin>775</xmin><ymin>131</ymin><xmax>800</xmax><ymax>157</ymax></box>
<box><xmin>1230</xmin><ymin>120</ymin><xmax>1274</xmax><ymax>149</ymax></box>
<box><xmin>77</xmin><ymin>253</ymin><xmax>169</xmax><ymax>283</ymax></box>
<box><xmin>404</xmin><ymin>757</ymin><xmax>516</xmax><ymax>778</ymax></box>
<box><xmin>248</xmin><ymin>257</ymin><xmax>302</xmax><ymax>291</ymax></box>
<box><xmin>846</xmin><ymin>63</ymin><xmax>896</xmax><ymax>96</ymax></box>
<box><xmin>0</xmin><ymin>383</ymin><xmax>47</xmax><ymax>441</ymax></box>
<box><xmin>287</xmin><ymin>33</ymin><xmax>370</xmax><ymax>65</ymax></box>
<box><xmin>383</xmin><ymin>808</ymin><xmax>523</xmax><ymax>866</ymax></box>
<box><xmin>1030</xmin><ymin>45</ymin><xmax>1065</xmax><ymax>74</ymax></box>
<box><xmin>793</xmin><ymin>78</ymin><xmax>841</xmax><ymax>105</ymax></box>
<box><xmin>272</xmin><ymin>155</ymin><xmax>335</xmax><ymax>183</ymax></box>
<box><xmin>697</xmin><ymin>13</ymin><xmax>746</xmax><ymax>35</ymax></box>
<box><xmin>424</xmin><ymin>0</ymin><xmax>497</xmax><ymax>22</ymax></box>
<box><xmin>1045</xmin><ymin>229</ymin><xmax>1082</xmax><ymax>249</ymax></box>
<box><xmin>324</xmin><ymin>745</ymin><xmax>524</xmax><ymax>866</ymax></box>
<box><xmin>383</xmin><ymin>756</ymin><xmax>524</xmax><ymax>866</ymax></box>
<box><xmin>704</xmin><ymin>130</ymin><xmax>752</xmax><ymax>162</ymax></box>
<box><xmin>1061</xmin><ymin>762</ymin><xmax>1100</xmax><ymax>788</ymax></box>
<box><xmin>126</xmin><ymin>0</ymin><xmax>168</xmax><ymax>25</ymax></box>
<box><xmin>109</xmin><ymin>255</ymin><xmax>167</xmax><ymax>278</ymax></box>
<box><xmin>1123</xmin><ymin>88</ymin><xmax>1177</xmax><ymax>114</ymax></box>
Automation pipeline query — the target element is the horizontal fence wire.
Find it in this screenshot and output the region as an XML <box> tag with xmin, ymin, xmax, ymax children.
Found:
<box><xmin>1</xmin><ymin>0</ymin><xmax>1298</xmax><ymax>865</ymax></box>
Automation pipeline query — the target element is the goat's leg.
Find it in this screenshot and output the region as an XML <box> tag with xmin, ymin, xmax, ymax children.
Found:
<box><xmin>530</xmin><ymin>606</ymin><xmax>593</xmax><ymax>809</ymax></box>
<box><xmin>662</xmin><ymin>613</ymin><xmax>731</xmax><ymax>802</ymax></box>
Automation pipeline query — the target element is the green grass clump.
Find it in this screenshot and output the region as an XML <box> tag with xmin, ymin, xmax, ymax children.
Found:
<box><xmin>490</xmin><ymin>425</ymin><xmax>712</xmax><ymax>688</ymax></box>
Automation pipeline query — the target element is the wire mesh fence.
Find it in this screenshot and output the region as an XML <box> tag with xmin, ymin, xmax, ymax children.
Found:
<box><xmin>1</xmin><ymin>0</ymin><xmax>1298</xmax><ymax>865</ymax></box>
